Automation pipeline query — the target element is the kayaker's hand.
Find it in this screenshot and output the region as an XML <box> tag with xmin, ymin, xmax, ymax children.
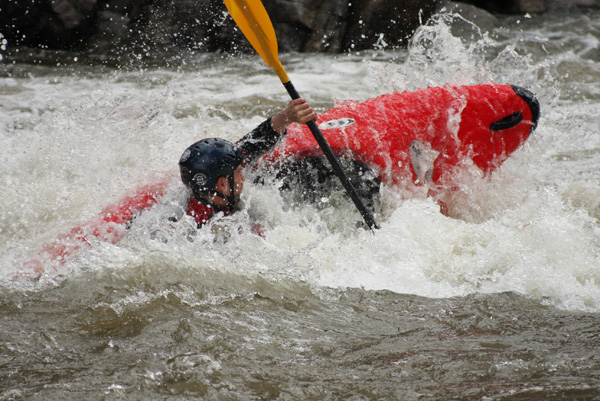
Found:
<box><xmin>271</xmin><ymin>98</ymin><xmax>317</xmax><ymax>133</ymax></box>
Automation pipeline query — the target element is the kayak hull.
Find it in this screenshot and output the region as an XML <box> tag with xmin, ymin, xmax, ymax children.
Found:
<box><xmin>261</xmin><ymin>84</ymin><xmax>539</xmax><ymax>190</ymax></box>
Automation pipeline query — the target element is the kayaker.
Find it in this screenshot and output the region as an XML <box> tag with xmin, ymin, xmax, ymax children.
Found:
<box><xmin>179</xmin><ymin>98</ymin><xmax>316</xmax><ymax>228</ymax></box>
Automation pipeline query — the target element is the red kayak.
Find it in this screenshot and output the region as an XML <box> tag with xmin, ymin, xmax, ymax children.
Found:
<box><xmin>22</xmin><ymin>84</ymin><xmax>539</xmax><ymax>275</ymax></box>
<box><xmin>261</xmin><ymin>84</ymin><xmax>539</xmax><ymax>189</ymax></box>
<box><xmin>21</xmin><ymin>174</ymin><xmax>174</xmax><ymax>277</ymax></box>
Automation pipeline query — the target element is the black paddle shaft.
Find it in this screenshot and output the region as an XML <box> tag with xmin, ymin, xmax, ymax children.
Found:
<box><xmin>283</xmin><ymin>81</ymin><xmax>379</xmax><ymax>230</ymax></box>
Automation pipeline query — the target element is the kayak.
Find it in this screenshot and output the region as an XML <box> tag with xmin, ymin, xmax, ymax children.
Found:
<box><xmin>23</xmin><ymin>84</ymin><xmax>539</xmax><ymax>274</ymax></box>
<box><xmin>21</xmin><ymin>174</ymin><xmax>174</xmax><ymax>276</ymax></box>
<box><xmin>261</xmin><ymin>84</ymin><xmax>539</xmax><ymax>190</ymax></box>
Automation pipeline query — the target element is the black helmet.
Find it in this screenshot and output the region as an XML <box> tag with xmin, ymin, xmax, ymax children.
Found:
<box><xmin>179</xmin><ymin>138</ymin><xmax>244</xmax><ymax>199</ymax></box>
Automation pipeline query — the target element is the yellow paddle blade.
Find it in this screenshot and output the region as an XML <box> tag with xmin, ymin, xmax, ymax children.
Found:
<box><xmin>223</xmin><ymin>0</ymin><xmax>290</xmax><ymax>83</ymax></box>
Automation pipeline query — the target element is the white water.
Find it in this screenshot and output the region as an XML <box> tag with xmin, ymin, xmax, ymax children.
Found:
<box><xmin>2</xmin><ymin>11</ymin><xmax>599</xmax><ymax>312</ymax></box>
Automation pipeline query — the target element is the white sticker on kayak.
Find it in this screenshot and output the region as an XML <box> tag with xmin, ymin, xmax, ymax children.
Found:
<box><xmin>319</xmin><ymin>118</ymin><xmax>356</xmax><ymax>130</ymax></box>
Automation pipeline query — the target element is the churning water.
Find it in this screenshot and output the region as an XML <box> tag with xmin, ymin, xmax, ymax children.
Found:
<box><xmin>1</xmin><ymin>8</ymin><xmax>600</xmax><ymax>400</ymax></box>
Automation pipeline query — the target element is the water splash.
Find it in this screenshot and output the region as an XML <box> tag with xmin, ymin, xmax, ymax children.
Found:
<box><xmin>2</xmin><ymin>10</ymin><xmax>600</xmax><ymax>313</ymax></box>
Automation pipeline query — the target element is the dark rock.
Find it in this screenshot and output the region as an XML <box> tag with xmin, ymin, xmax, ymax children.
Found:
<box><xmin>342</xmin><ymin>0</ymin><xmax>438</xmax><ymax>51</ymax></box>
<box><xmin>1</xmin><ymin>0</ymin><xmax>439</xmax><ymax>56</ymax></box>
<box><xmin>3</xmin><ymin>0</ymin><xmax>600</xmax><ymax>58</ymax></box>
<box><xmin>438</xmin><ymin>2</ymin><xmax>499</xmax><ymax>36</ymax></box>
<box><xmin>122</xmin><ymin>0</ymin><xmax>438</xmax><ymax>54</ymax></box>
<box><xmin>545</xmin><ymin>0</ymin><xmax>600</xmax><ymax>9</ymax></box>
<box><xmin>270</xmin><ymin>0</ymin><xmax>351</xmax><ymax>53</ymax></box>
<box><xmin>512</xmin><ymin>0</ymin><xmax>546</xmax><ymax>13</ymax></box>
<box><xmin>1</xmin><ymin>0</ymin><xmax>98</xmax><ymax>49</ymax></box>
<box><xmin>50</xmin><ymin>0</ymin><xmax>97</xmax><ymax>30</ymax></box>
<box><xmin>455</xmin><ymin>0</ymin><xmax>600</xmax><ymax>14</ymax></box>
<box><xmin>89</xmin><ymin>10</ymin><xmax>130</xmax><ymax>52</ymax></box>
<box><xmin>456</xmin><ymin>0</ymin><xmax>544</xmax><ymax>13</ymax></box>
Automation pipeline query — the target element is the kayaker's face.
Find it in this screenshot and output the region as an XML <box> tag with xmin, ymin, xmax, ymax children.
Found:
<box><xmin>232</xmin><ymin>166</ymin><xmax>245</xmax><ymax>202</ymax></box>
<box><xmin>211</xmin><ymin>166</ymin><xmax>245</xmax><ymax>207</ymax></box>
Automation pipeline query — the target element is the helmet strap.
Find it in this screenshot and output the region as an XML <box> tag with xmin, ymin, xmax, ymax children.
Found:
<box><xmin>203</xmin><ymin>174</ymin><xmax>237</xmax><ymax>212</ymax></box>
<box><xmin>229</xmin><ymin>175</ymin><xmax>237</xmax><ymax>207</ymax></box>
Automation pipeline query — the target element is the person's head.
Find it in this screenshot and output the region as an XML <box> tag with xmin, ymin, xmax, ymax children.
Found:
<box><xmin>179</xmin><ymin>138</ymin><xmax>245</xmax><ymax>209</ymax></box>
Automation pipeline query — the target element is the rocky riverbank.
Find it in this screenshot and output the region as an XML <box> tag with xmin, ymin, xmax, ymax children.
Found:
<box><xmin>1</xmin><ymin>0</ymin><xmax>598</xmax><ymax>58</ymax></box>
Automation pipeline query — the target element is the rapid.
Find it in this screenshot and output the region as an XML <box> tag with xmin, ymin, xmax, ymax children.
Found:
<box><xmin>1</xmin><ymin>8</ymin><xmax>600</xmax><ymax>400</ymax></box>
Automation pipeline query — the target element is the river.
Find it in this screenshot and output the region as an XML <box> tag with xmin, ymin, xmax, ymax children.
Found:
<box><xmin>1</xmin><ymin>7</ymin><xmax>599</xmax><ymax>400</ymax></box>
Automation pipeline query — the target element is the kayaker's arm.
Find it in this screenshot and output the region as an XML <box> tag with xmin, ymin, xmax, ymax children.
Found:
<box><xmin>235</xmin><ymin>118</ymin><xmax>281</xmax><ymax>164</ymax></box>
<box><xmin>237</xmin><ymin>99</ymin><xmax>316</xmax><ymax>164</ymax></box>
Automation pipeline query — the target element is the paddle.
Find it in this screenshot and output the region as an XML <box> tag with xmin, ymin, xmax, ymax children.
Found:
<box><xmin>223</xmin><ymin>0</ymin><xmax>379</xmax><ymax>230</ymax></box>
